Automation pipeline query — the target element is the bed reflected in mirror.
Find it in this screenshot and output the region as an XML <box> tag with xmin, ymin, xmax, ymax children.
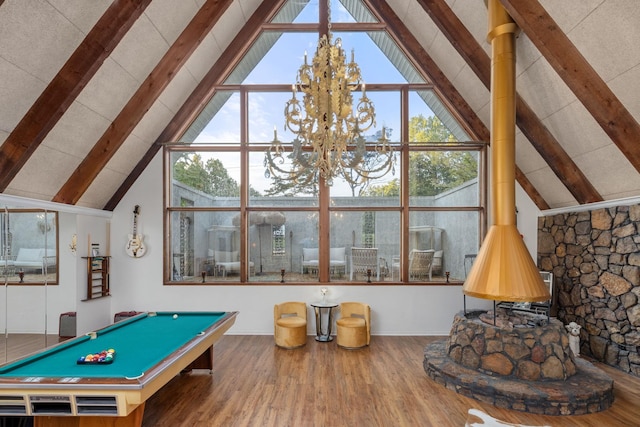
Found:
<box><xmin>1</xmin><ymin>209</ymin><xmax>58</xmax><ymax>285</ymax></box>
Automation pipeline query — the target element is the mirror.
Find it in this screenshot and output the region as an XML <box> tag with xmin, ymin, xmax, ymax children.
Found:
<box><xmin>1</xmin><ymin>209</ymin><xmax>58</xmax><ymax>284</ymax></box>
<box><xmin>2</xmin><ymin>208</ymin><xmax>59</xmax><ymax>364</ymax></box>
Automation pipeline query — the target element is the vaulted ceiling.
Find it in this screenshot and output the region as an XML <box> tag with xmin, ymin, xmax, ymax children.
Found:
<box><xmin>1</xmin><ymin>0</ymin><xmax>639</xmax><ymax>211</ymax></box>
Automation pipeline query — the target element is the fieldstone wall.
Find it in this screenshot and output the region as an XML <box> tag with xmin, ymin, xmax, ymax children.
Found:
<box><xmin>538</xmin><ymin>204</ymin><xmax>640</xmax><ymax>377</ymax></box>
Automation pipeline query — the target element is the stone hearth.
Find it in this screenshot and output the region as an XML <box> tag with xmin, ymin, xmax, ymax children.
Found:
<box><xmin>424</xmin><ymin>311</ymin><xmax>614</xmax><ymax>415</ymax></box>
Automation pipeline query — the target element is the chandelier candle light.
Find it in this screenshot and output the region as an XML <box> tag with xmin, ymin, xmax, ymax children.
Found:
<box><xmin>265</xmin><ymin>1</ymin><xmax>394</xmax><ymax>186</ymax></box>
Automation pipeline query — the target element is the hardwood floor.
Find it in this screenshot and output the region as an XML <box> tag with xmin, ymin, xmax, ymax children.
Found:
<box><xmin>142</xmin><ymin>335</ymin><xmax>640</xmax><ymax>427</ymax></box>
<box><xmin>1</xmin><ymin>334</ymin><xmax>638</xmax><ymax>426</ymax></box>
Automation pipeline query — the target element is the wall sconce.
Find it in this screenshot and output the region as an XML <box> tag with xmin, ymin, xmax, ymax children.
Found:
<box><xmin>69</xmin><ymin>234</ymin><xmax>77</xmax><ymax>255</ymax></box>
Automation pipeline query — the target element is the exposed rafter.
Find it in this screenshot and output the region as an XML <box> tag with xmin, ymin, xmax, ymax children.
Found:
<box><xmin>53</xmin><ymin>0</ymin><xmax>235</xmax><ymax>205</ymax></box>
<box><xmin>501</xmin><ymin>0</ymin><xmax>640</xmax><ymax>174</ymax></box>
<box><xmin>0</xmin><ymin>0</ymin><xmax>152</xmax><ymax>191</ymax></box>
<box><xmin>104</xmin><ymin>0</ymin><xmax>288</xmax><ymax>210</ymax></box>
<box><xmin>364</xmin><ymin>0</ymin><xmax>548</xmax><ymax>210</ymax></box>
<box><xmin>417</xmin><ymin>0</ymin><xmax>602</xmax><ymax>205</ymax></box>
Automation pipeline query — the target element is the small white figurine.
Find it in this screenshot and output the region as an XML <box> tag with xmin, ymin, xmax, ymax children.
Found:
<box><xmin>565</xmin><ymin>321</ymin><xmax>581</xmax><ymax>356</ymax></box>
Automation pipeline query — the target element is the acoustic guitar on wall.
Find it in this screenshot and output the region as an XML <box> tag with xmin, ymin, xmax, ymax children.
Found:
<box><xmin>126</xmin><ymin>205</ymin><xmax>146</xmax><ymax>258</ymax></box>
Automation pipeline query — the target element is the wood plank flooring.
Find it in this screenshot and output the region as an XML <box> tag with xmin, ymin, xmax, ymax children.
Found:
<box><xmin>142</xmin><ymin>335</ymin><xmax>640</xmax><ymax>427</ymax></box>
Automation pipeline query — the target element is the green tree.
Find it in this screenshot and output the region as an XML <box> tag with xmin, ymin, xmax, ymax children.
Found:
<box><xmin>173</xmin><ymin>153</ymin><xmax>248</xmax><ymax>197</ymax></box>
<box><xmin>409</xmin><ymin>115</ymin><xmax>456</xmax><ymax>143</ymax></box>
<box><xmin>365</xmin><ymin>115</ymin><xmax>477</xmax><ymax>196</ymax></box>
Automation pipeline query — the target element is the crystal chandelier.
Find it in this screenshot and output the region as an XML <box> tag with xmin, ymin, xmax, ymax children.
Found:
<box><xmin>264</xmin><ymin>1</ymin><xmax>394</xmax><ymax>187</ymax></box>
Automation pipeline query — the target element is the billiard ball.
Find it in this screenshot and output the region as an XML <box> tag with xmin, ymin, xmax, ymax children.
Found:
<box><xmin>173</xmin><ymin>314</ymin><xmax>178</xmax><ymax>319</ymax></box>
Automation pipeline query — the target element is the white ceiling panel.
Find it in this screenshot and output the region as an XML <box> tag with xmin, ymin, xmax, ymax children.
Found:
<box><xmin>209</xmin><ymin>2</ymin><xmax>249</xmax><ymax>51</ymax></box>
<box><xmin>573</xmin><ymin>144</ymin><xmax>640</xmax><ymax>199</ymax></box>
<box><xmin>110</xmin><ymin>15</ymin><xmax>170</xmax><ymax>83</ymax></box>
<box><xmin>144</xmin><ymin>0</ymin><xmax>200</xmax><ymax>46</ymax></box>
<box><xmin>516</xmin><ymin>58</ymin><xmax>576</xmax><ymax>120</ymax></box>
<box><xmin>0</xmin><ymin>59</ymin><xmax>46</xmax><ymax>132</ymax></box>
<box><xmin>451</xmin><ymin>65</ymin><xmax>489</xmax><ymax>113</ymax></box>
<box><xmin>609</xmin><ymin>64</ymin><xmax>640</xmax><ymax>123</ymax></box>
<box><xmin>9</xmin><ymin>145</ymin><xmax>80</xmax><ymax>199</ymax></box>
<box><xmin>449</xmin><ymin>0</ymin><xmax>489</xmax><ymax>56</ymax></box>
<box><xmin>515</xmin><ymin>33</ymin><xmax>543</xmax><ymax>78</ymax></box>
<box><xmin>41</xmin><ymin>102</ymin><xmax>111</xmax><ymax>155</ymax></box>
<box><xmin>542</xmin><ymin>100</ymin><xmax>610</xmax><ymax>158</ymax></box>
<box><xmin>106</xmin><ymin>134</ymin><xmax>151</xmax><ymax>175</ymax></box>
<box><xmin>75</xmin><ymin>58</ymin><xmax>140</xmax><ymax>122</ymax></box>
<box><xmin>515</xmin><ymin>134</ymin><xmax>548</xmax><ymax>174</ymax></box>
<box><xmin>525</xmin><ymin>167</ymin><xmax>577</xmax><ymax>208</ymax></box>
<box><xmin>158</xmin><ymin>67</ymin><xmax>200</xmax><ymax>114</ymax></box>
<box><xmin>237</xmin><ymin>0</ymin><xmax>262</xmax><ymax>19</ymax></box>
<box><xmin>0</xmin><ymin>0</ymin><xmax>83</xmax><ymax>83</ymax></box>
<box><xmin>184</xmin><ymin>33</ymin><xmax>224</xmax><ymax>82</ymax></box>
<box><xmin>395</xmin><ymin>1</ymin><xmax>439</xmax><ymax>51</ymax></box>
<box><xmin>78</xmin><ymin>167</ymin><xmax>127</xmax><ymax>209</ymax></box>
<box><xmin>539</xmin><ymin>0</ymin><xmax>605</xmax><ymax>34</ymax></box>
<box><xmin>131</xmin><ymin>101</ymin><xmax>175</xmax><ymax>144</ymax></box>
<box><xmin>564</xmin><ymin>0</ymin><xmax>640</xmax><ymax>83</ymax></box>
<box><xmin>47</xmin><ymin>0</ymin><xmax>112</xmax><ymax>33</ymax></box>
<box><xmin>425</xmin><ymin>31</ymin><xmax>467</xmax><ymax>83</ymax></box>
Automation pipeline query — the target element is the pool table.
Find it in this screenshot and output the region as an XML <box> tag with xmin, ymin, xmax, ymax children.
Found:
<box><xmin>0</xmin><ymin>311</ymin><xmax>238</xmax><ymax>427</ymax></box>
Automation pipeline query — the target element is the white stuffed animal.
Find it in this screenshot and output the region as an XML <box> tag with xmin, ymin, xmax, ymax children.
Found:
<box><xmin>565</xmin><ymin>321</ymin><xmax>581</xmax><ymax>356</ymax></box>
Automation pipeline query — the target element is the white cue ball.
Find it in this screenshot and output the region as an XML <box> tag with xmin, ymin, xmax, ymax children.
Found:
<box><xmin>173</xmin><ymin>314</ymin><xmax>178</xmax><ymax>319</ymax></box>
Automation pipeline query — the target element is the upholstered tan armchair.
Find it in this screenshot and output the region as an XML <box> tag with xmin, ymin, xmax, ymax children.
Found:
<box><xmin>274</xmin><ymin>301</ymin><xmax>307</xmax><ymax>349</ymax></box>
<box><xmin>336</xmin><ymin>302</ymin><xmax>371</xmax><ymax>349</ymax></box>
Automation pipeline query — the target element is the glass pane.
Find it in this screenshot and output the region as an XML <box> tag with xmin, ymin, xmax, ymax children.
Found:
<box><xmin>331</xmin><ymin>210</ymin><xmax>399</xmax><ymax>282</ymax></box>
<box><xmin>408</xmin><ymin>150</ymin><xmax>479</xmax><ymax>206</ymax></box>
<box><xmin>169</xmin><ymin>151</ymin><xmax>241</xmax><ymax>208</ymax></box>
<box><xmin>367</xmin><ymin>91</ymin><xmax>401</xmax><ymax>141</ymax></box>
<box><xmin>271</xmin><ymin>0</ymin><xmax>377</xmax><ymax>24</ymax></box>
<box><xmin>168</xmin><ymin>211</ymin><xmax>245</xmax><ymax>283</ymax></box>
<box><xmin>333</xmin><ymin>0</ymin><xmax>377</xmax><ymax>23</ymax></box>
<box><xmin>184</xmin><ymin>91</ymin><xmax>240</xmax><ymax>143</ymax></box>
<box><xmin>329</xmin><ymin>150</ymin><xmax>400</xmax><ymax>202</ymax></box>
<box><xmin>243</xmin><ymin>33</ymin><xmax>319</xmax><ymax>84</ymax></box>
<box><xmin>408</xmin><ymin>210</ymin><xmax>479</xmax><ymax>282</ymax></box>
<box><xmin>1</xmin><ymin>210</ymin><xmax>58</xmax><ymax>284</ymax></box>
<box><xmin>333</xmin><ymin>32</ymin><xmax>407</xmax><ymax>84</ymax></box>
<box><xmin>249</xmin><ymin>211</ymin><xmax>318</xmax><ymax>282</ymax></box>
<box><xmin>253</xmin><ymin>151</ymin><xmax>321</xmax><ymax>204</ymax></box>
<box><xmin>248</xmin><ymin>92</ymin><xmax>301</xmax><ymax>143</ymax></box>
<box><xmin>409</xmin><ymin>91</ymin><xmax>469</xmax><ymax>142</ymax></box>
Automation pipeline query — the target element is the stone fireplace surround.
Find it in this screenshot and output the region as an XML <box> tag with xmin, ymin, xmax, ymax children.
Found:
<box><xmin>424</xmin><ymin>311</ymin><xmax>614</xmax><ymax>415</ymax></box>
<box><xmin>538</xmin><ymin>204</ymin><xmax>640</xmax><ymax>377</ymax></box>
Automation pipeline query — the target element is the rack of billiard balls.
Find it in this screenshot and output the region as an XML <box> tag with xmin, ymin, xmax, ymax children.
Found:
<box><xmin>78</xmin><ymin>349</ymin><xmax>116</xmax><ymax>364</ymax></box>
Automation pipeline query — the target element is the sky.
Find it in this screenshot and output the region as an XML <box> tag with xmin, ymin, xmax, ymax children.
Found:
<box><xmin>190</xmin><ymin>0</ymin><xmax>438</xmax><ymax>196</ymax></box>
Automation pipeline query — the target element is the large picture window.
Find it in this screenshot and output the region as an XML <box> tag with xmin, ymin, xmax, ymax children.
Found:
<box><xmin>164</xmin><ymin>0</ymin><xmax>486</xmax><ymax>285</ymax></box>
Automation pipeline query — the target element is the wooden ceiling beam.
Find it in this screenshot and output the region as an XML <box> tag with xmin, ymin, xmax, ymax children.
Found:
<box><xmin>104</xmin><ymin>0</ymin><xmax>287</xmax><ymax>210</ymax></box>
<box><xmin>53</xmin><ymin>0</ymin><xmax>234</xmax><ymax>205</ymax></box>
<box><xmin>417</xmin><ymin>0</ymin><xmax>602</xmax><ymax>205</ymax></box>
<box><xmin>365</xmin><ymin>0</ymin><xmax>549</xmax><ymax>210</ymax></box>
<box><xmin>500</xmin><ymin>0</ymin><xmax>640</xmax><ymax>174</ymax></box>
<box><xmin>0</xmin><ymin>0</ymin><xmax>152</xmax><ymax>191</ymax></box>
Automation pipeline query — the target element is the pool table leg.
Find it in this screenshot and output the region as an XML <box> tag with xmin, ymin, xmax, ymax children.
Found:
<box><xmin>34</xmin><ymin>402</ymin><xmax>145</xmax><ymax>427</ymax></box>
<box><xmin>181</xmin><ymin>346</ymin><xmax>214</xmax><ymax>373</ymax></box>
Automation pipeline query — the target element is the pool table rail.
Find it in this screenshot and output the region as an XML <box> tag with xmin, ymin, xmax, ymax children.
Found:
<box><xmin>0</xmin><ymin>310</ymin><xmax>238</xmax><ymax>426</ymax></box>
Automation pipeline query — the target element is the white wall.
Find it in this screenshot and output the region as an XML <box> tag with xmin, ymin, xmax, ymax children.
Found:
<box><xmin>1</xmin><ymin>153</ymin><xmax>543</xmax><ymax>337</ymax></box>
<box><xmin>516</xmin><ymin>183</ymin><xmax>542</xmax><ymax>259</ymax></box>
<box><xmin>106</xmin><ymin>153</ymin><xmax>497</xmax><ymax>336</ymax></box>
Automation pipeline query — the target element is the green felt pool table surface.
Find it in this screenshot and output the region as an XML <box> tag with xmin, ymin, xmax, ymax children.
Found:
<box><xmin>0</xmin><ymin>311</ymin><xmax>230</xmax><ymax>379</ymax></box>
